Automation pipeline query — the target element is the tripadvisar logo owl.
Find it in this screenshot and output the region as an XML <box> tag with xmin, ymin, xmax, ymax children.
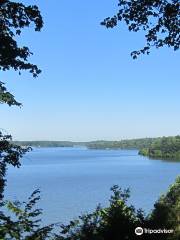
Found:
<box><xmin>135</xmin><ymin>227</ymin><xmax>143</xmax><ymax>236</ymax></box>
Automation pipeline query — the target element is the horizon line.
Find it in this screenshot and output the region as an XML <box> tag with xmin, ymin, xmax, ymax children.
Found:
<box><xmin>12</xmin><ymin>135</ymin><xmax>179</xmax><ymax>142</ymax></box>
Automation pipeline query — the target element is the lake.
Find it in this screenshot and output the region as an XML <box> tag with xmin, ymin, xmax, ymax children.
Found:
<box><xmin>5</xmin><ymin>147</ymin><xmax>180</xmax><ymax>225</ymax></box>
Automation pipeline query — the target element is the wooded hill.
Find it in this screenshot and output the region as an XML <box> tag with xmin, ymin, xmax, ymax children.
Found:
<box><xmin>139</xmin><ymin>136</ymin><xmax>180</xmax><ymax>159</ymax></box>
<box><xmin>13</xmin><ymin>136</ymin><xmax>180</xmax><ymax>160</ymax></box>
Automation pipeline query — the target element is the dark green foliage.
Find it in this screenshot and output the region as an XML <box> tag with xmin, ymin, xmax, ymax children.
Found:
<box><xmin>0</xmin><ymin>189</ymin><xmax>57</xmax><ymax>240</ymax></box>
<box><xmin>149</xmin><ymin>176</ymin><xmax>180</xmax><ymax>240</ymax></box>
<box><xmin>13</xmin><ymin>138</ymin><xmax>180</xmax><ymax>161</ymax></box>
<box><xmin>139</xmin><ymin>135</ymin><xmax>180</xmax><ymax>159</ymax></box>
<box><xmin>0</xmin><ymin>2</ymin><xmax>48</xmax><ymax>238</ymax></box>
<box><xmin>0</xmin><ymin>0</ymin><xmax>43</xmax><ymax>106</ymax></box>
<box><xmin>12</xmin><ymin>138</ymin><xmax>158</xmax><ymax>149</ymax></box>
<box><xmin>13</xmin><ymin>141</ymin><xmax>74</xmax><ymax>148</ymax></box>
<box><xmin>101</xmin><ymin>0</ymin><xmax>180</xmax><ymax>58</ymax></box>
<box><xmin>57</xmin><ymin>186</ymin><xmax>145</xmax><ymax>240</ymax></box>
<box><xmin>0</xmin><ymin>1</ymin><xmax>179</xmax><ymax>239</ymax></box>
<box><xmin>0</xmin><ymin>81</ymin><xmax>21</xmax><ymax>106</ymax></box>
<box><xmin>0</xmin><ymin>0</ymin><xmax>43</xmax><ymax>74</ymax></box>
<box><xmin>54</xmin><ymin>177</ymin><xmax>180</xmax><ymax>240</ymax></box>
<box><xmin>0</xmin><ymin>131</ymin><xmax>31</xmax><ymax>203</ymax></box>
<box><xmin>86</xmin><ymin>138</ymin><xmax>157</xmax><ymax>150</ymax></box>
<box><xmin>0</xmin><ymin>170</ymin><xmax>179</xmax><ymax>239</ymax></box>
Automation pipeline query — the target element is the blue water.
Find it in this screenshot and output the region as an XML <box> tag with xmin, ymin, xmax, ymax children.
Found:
<box><xmin>5</xmin><ymin>147</ymin><xmax>180</xmax><ymax>225</ymax></box>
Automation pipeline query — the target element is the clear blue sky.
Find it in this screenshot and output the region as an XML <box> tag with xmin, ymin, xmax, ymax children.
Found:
<box><xmin>0</xmin><ymin>0</ymin><xmax>180</xmax><ymax>141</ymax></box>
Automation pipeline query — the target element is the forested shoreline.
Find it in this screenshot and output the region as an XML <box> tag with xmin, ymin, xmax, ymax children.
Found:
<box><xmin>1</xmin><ymin>0</ymin><xmax>179</xmax><ymax>238</ymax></box>
<box><xmin>13</xmin><ymin>136</ymin><xmax>180</xmax><ymax>160</ymax></box>
<box><xmin>13</xmin><ymin>141</ymin><xmax>74</xmax><ymax>148</ymax></box>
<box><xmin>13</xmin><ymin>138</ymin><xmax>157</xmax><ymax>148</ymax></box>
<box><xmin>86</xmin><ymin>138</ymin><xmax>156</xmax><ymax>149</ymax></box>
<box><xmin>139</xmin><ymin>136</ymin><xmax>180</xmax><ymax>159</ymax></box>
<box><xmin>12</xmin><ymin>136</ymin><xmax>178</xmax><ymax>148</ymax></box>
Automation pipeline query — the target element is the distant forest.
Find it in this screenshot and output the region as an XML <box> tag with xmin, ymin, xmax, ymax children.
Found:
<box><xmin>13</xmin><ymin>141</ymin><xmax>74</xmax><ymax>148</ymax></box>
<box><xmin>139</xmin><ymin>136</ymin><xmax>180</xmax><ymax>159</ymax></box>
<box><xmin>13</xmin><ymin>138</ymin><xmax>156</xmax><ymax>149</ymax></box>
<box><xmin>86</xmin><ymin>138</ymin><xmax>156</xmax><ymax>150</ymax></box>
<box><xmin>13</xmin><ymin>136</ymin><xmax>180</xmax><ymax>160</ymax></box>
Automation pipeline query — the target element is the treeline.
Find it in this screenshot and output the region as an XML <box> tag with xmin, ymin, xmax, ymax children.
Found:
<box><xmin>139</xmin><ymin>136</ymin><xmax>180</xmax><ymax>159</ymax></box>
<box><xmin>13</xmin><ymin>138</ymin><xmax>157</xmax><ymax>149</ymax></box>
<box><xmin>1</xmin><ymin>176</ymin><xmax>180</xmax><ymax>239</ymax></box>
<box><xmin>13</xmin><ymin>141</ymin><xmax>74</xmax><ymax>148</ymax></box>
<box><xmin>13</xmin><ymin>137</ymin><xmax>180</xmax><ymax>161</ymax></box>
<box><xmin>13</xmin><ymin>138</ymin><xmax>156</xmax><ymax>149</ymax></box>
<box><xmin>86</xmin><ymin>138</ymin><xmax>157</xmax><ymax>150</ymax></box>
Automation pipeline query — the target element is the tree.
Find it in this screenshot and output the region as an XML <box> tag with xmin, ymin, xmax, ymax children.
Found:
<box><xmin>0</xmin><ymin>0</ymin><xmax>43</xmax><ymax>198</ymax></box>
<box><xmin>139</xmin><ymin>136</ymin><xmax>180</xmax><ymax>159</ymax></box>
<box><xmin>57</xmin><ymin>186</ymin><xmax>145</xmax><ymax>240</ymax></box>
<box><xmin>0</xmin><ymin>189</ymin><xmax>56</xmax><ymax>240</ymax></box>
<box><xmin>0</xmin><ymin>0</ymin><xmax>43</xmax><ymax>202</ymax></box>
<box><xmin>0</xmin><ymin>82</ymin><xmax>21</xmax><ymax>106</ymax></box>
<box><xmin>149</xmin><ymin>176</ymin><xmax>180</xmax><ymax>240</ymax></box>
<box><xmin>0</xmin><ymin>1</ymin><xmax>52</xmax><ymax>239</ymax></box>
<box><xmin>53</xmin><ymin>179</ymin><xmax>180</xmax><ymax>240</ymax></box>
<box><xmin>0</xmin><ymin>0</ymin><xmax>43</xmax><ymax>106</ymax></box>
<box><xmin>1</xmin><ymin>1</ymin><xmax>180</xmax><ymax>239</ymax></box>
<box><xmin>0</xmin><ymin>132</ymin><xmax>31</xmax><ymax>205</ymax></box>
<box><xmin>101</xmin><ymin>0</ymin><xmax>180</xmax><ymax>58</ymax></box>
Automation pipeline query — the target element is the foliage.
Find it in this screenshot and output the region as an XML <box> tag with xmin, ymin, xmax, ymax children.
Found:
<box><xmin>0</xmin><ymin>1</ymin><xmax>47</xmax><ymax>238</ymax></box>
<box><xmin>0</xmin><ymin>189</ymin><xmax>56</xmax><ymax>240</ymax></box>
<box><xmin>0</xmin><ymin>81</ymin><xmax>21</xmax><ymax>106</ymax></box>
<box><xmin>101</xmin><ymin>0</ymin><xmax>180</xmax><ymax>58</ymax></box>
<box><xmin>13</xmin><ymin>141</ymin><xmax>74</xmax><ymax>148</ymax></box>
<box><xmin>53</xmin><ymin>177</ymin><xmax>180</xmax><ymax>240</ymax></box>
<box><xmin>86</xmin><ymin>138</ymin><xmax>157</xmax><ymax>150</ymax></box>
<box><xmin>0</xmin><ymin>0</ymin><xmax>43</xmax><ymax>106</ymax></box>
<box><xmin>139</xmin><ymin>135</ymin><xmax>180</xmax><ymax>159</ymax></box>
<box><xmin>0</xmin><ymin>161</ymin><xmax>179</xmax><ymax>240</ymax></box>
<box><xmin>0</xmin><ymin>1</ymin><xmax>179</xmax><ymax>239</ymax></box>
<box><xmin>12</xmin><ymin>138</ymin><xmax>158</xmax><ymax>149</ymax></box>
<box><xmin>56</xmin><ymin>185</ymin><xmax>145</xmax><ymax>240</ymax></box>
<box><xmin>0</xmin><ymin>131</ymin><xmax>31</xmax><ymax>203</ymax></box>
<box><xmin>149</xmin><ymin>176</ymin><xmax>180</xmax><ymax>240</ymax></box>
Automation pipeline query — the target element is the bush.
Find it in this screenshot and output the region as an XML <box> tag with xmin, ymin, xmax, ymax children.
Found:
<box><xmin>0</xmin><ymin>189</ymin><xmax>57</xmax><ymax>240</ymax></box>
<box><xmin>1</xmin><ymin>175</ymin><xmax>179</xmax><ymax>240</ymax></box>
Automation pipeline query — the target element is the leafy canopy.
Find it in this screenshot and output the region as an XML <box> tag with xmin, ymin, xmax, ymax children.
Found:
<box><xmin>0</xmin><ymin>81</ymin><xmax>21</xmax><ymax>106</ymax></box>
<box><xmin>0</xmin><ymin>0</ymin><xmax>43</xmax><ymax>106</ymax></box>
<box><xmin>58</xmin><ymin>186</ymin><xmax>145</xmax><ymax>240</ymax></box>
<box><xmin>0</xmin><ymin>189</ymin><xmax>57</xmax><ymax>240</ymax></box>
<box><xmin>0</xmin><ymin>131</ymin><xmax>31</xmax><ymax>203</ymax></box>
<box><xmin>139</xmin><ymin>135</ymin><xmax>180</xmax><ymax>159</ymax></box>
<box><xmin>101</xmin><ymin>0</ymin><xmax>180</xmax><ymax>58</ymax></box>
